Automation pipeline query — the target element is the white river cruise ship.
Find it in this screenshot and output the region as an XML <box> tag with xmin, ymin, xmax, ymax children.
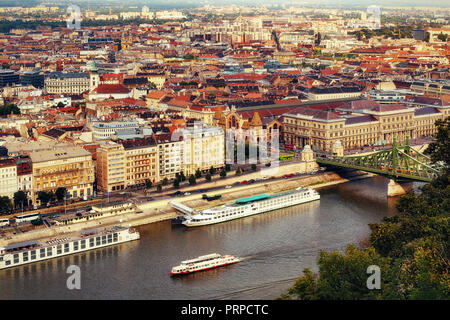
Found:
<box><xmin>0</xmin><ymin>226</ymin><xmax>140</xmax><ymax>270</ymax></box>
<box><xmin>182</xmin><ymin>187</ymin><xmax>320</xmax><ymax>227</ymax></box>
<box><xmin>171</xmin><ymin>253</ymin><xmax>240</xmax><ymax>275</ymax></box>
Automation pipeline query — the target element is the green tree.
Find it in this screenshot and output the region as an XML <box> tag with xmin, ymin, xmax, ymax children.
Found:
<box><xmin>209</xmin><ymin>166</ymin><xmax>217</xmax><ymax>175</ymax></box>
<box><xmin>265</xmin><ymin>162</ymin><xmax>271</xmax><ymax>167</ymax></box>
<box><xmin>195</xmin><ymin>168</ymin><xmax>202</xmax><ymax>179</ymax></box>
<box><xmin>162</xmin><ymin>177</ymin><xmax>169</xmax><ymax>186</ymax></box>
<box><xmin>173</xmin><ymin>179</ymin><xmax>180</xmax><ymax>188</ymax></box>
<box><xmin>220</xmin><ymin>169</ymin><xmax>227</xmax><ymax>178</ymax></box>
<box><xmin>189</xmin><ymin>175</ymin><xmax>196</xmax><ymax>185</ymax></box>
<box><xmin>13</xmin><ymin>190</ymin><xmax>27</xmax><ymax>208</ymax></box>
<box><xmin>225</xmin><ymin>164</ymin><xmax>231</xmax><ymax>172</ymax></box>
<box><xmin>251</xmin><ymin>164</ymin><xmax>257</xmax><ymax>171</ymax></box>
<box><xmin>205</xmin><ymin>173</ymin><xmax>212</xmax><ymax>181</ymax></box>
<box><xmin>145</xmin><ymin>179</ymin><xmax>152</xmax><ymax>189</ymax></box>
<box><xmin>425</xmin><ymin>117</ymin><xmax>449</xmax><ymax>166</ymax></box>
<box><xmin>55</xmin><ymin>187</ymin><xmax>67</xmax><ymax>202</ymax></box>
<box><xmin>0</xmin><ymin>196</ymin><xmax>12</xmax><ymax>213</ymax></box>
<box><xmin>156</xmin><ymin>185</ymin><xmax>162</xmax><ymax>192</ymax></box>
<box><xmin>179</xmin><ymin>172</ymin><xmax>186</xmax><ymax>182</ymax></box>
<box><xmin>235</xmin><ymin>167</ymin><xmax>242</xmax><ymax>175</ymax></box>
<box><xmin>37</xmin><ymin>191</ymin><xmax>50</xmax><ymax>206</ymax></box>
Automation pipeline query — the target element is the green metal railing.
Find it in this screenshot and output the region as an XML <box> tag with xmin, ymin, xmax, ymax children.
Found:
<box><xmin>317</xmin><ymin>135</ymin><xmax>445</xmax><ymax>182</ymax></box>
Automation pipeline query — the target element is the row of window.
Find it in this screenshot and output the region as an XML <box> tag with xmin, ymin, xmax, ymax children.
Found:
<box><xmin>5</xmin><ymin>233</ymin><xmax>119</xmax><ymax>266</ymax></box>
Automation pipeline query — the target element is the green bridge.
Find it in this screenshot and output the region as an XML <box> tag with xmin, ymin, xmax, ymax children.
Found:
<box><xmin>316</xmin><ymin>136</ymin><xmax>444</xmax><ymax>183</ymax></box>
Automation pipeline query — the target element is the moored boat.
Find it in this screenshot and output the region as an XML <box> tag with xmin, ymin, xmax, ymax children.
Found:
<box><xmin>182</xmin><ymin>187</ymin><xmax>320</xmax><ymax>227</ymax></box>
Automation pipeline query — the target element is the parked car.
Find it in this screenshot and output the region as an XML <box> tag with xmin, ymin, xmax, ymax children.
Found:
<box><xmin>172</xmin><ymin>191</ymin><xmax>182</xmax><ymax>197</ymax></box>
<box><xmin>248</xmin><ymin>179</ymin><xmax>255</xmax><ymax>184</ymax></box>
<box><xmin>262</xmin><ymin>176</ymin><xmax>268</xmax><ymax>180</ymax></box>
<box><xmin>184</xmin><ymin>192</ymin><xmax>191</xmax><ymax>196</ymax></box>
<box><xmin>284</xmin><ymin>173</ymin><xmax>294</xmax><ymax>178</ymax></box>
<box><xmin>241</xmin><ymin>180</ymin><xmax>248</xmax><ymax>184</ymax></box>
<box><xmin>233</xmin><ymin>181</ymin><xmax>241</xmax><ymax>185</ymax></box>
<box><xmin>225</xmin><ymin>185</ymin><xmax>232</xmax><ymax>189</ymax></box>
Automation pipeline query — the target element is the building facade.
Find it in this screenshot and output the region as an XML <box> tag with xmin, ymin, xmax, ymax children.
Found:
<box><xmin>29</xmin><ymin>146</ymin><xmax>94</xmax><ymax>203</ymax></box>
<box><xmin>96</xmin><ymin>142</ymin><xmax>126</xmax><ymax>193</ymax></box>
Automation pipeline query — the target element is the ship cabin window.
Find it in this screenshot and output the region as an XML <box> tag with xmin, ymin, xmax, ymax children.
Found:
<box><xmin>30</xmin><ymin>250</ymin><xmax>36</xmax><ymax>260</ymax></box>
<box><xmin>64</xmin><ymin>243</ymin><xmax>70</xmax><ymax>253</ymax></box>
<box><xmin>5</xmin><ymin>260</ymin><xmax>10</xmax><ymax>266</ymax></box>
<box><xmin>107</xmin><ymin>234</ymin><xmax>112</xmax><ymax>243</ymax></box>
<box><xmin>47</xmin><ymin>247</ymin><xmax>52</xmax><ymax>256</ymax></box>
<box><xmin>73</xmin><ymin>241</ymin><xmax>79</xmax><ymax>251</ymax></box>
<box><xmin>102</xmin><ymin>235</ymin><xmax>107</xmax><ymax>244</ymax></box>
<box><xmin>57</xmin><ymin>245</ymin><xmax>62</xmax><ymax>254</ymax></box>
<box><xmin>113</xmin><ymin>233</ymin><xmax>118</xmax><ymax>242</ymax></box>
<box><xmin>90</xmin><ymin>238</ymin><xmax>94</xmax><ymax>247</ymax></box>
<box><xmin>22</xmin><ymin>251</ymin><xmax>29</xmax><ymax>262</ymax></box>
<box><xmin>13</xmin><ymin>254</ymin><xmax>19</xmax><ymax>264</ymax></box>
<box><xmin>96</xmin><ymin>237</ymin><xmax>101</xmax><ymax>246</ymax></box>
<box><xmin>40</xmin><ymin>248</ymin><xmax>45</xmax><ymax>258</ymax></box>
<box><xmin>81</xmin><ymin>240</ymin><xmax>86</xmax><ymax>249</ymax></box>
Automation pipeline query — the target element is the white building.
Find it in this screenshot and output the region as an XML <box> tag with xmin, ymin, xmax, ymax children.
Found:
<box><xmin>0</xmin><ymin>159</ymin><xmax>18</xmax><ymax>200</ymax></box>
<box><xmin>180</xmin><ymin>124</ymin><xmax>225</xmax><ymax>175</ymax></box>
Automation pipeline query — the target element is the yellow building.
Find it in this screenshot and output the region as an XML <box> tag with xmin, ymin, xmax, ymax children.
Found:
<box><xmin>283</xmin><ymin>103</ymin><xmax>447</xmax><ymax>152</ymax></box>
<box><xmin>120</xmin><ymin>137</ymin><xmax>159</xmax><ymax>187</ymax></box>
<box><xmin>29</xmin><ymin>146</ymin><xmax>94</xmax><ymax>204</ymax></box>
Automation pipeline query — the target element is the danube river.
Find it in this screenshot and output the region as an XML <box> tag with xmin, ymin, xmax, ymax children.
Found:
<box><xmin>0</xmin><ymin>176</ymin><xmax>422</xmax><ymax>300</ymax></box>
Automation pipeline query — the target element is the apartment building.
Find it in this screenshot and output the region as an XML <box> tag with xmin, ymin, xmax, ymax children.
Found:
<box><xmin>15</xmin><ymin>155</ymin><xmax>33</xmax><ymax>205</ymax></box>
<box><xmin>0</xmin><ymin>159</ymin><xmax>18</xmax><ymax>199</ymax></box>
<box><xmin>181</xmin><ymin>124</ymin><xmax>225</xmax><ymax>176</ymax></box>
<box><xmin>45</xmin><ymin>72</ymin><xmax>90</xmax><ymax>94</ymax></box>
<box><xmin>96</xmin><ymin>142</ymin><xmax>126</xmax><ymax>193</ymax></box>
<box><xmin>120</xmin><ymin>137</ymin><xmax>159</xmax><ymax>187</ymax></box>
<box><xmin>154</xmin><ymin>133</ymin><xmax>183</xmax><ymax>181</ymax></box>
<box><xmin>29</xmin><ymin>146</ymin><xmax>94</xmax><ymax>203</ymax></box>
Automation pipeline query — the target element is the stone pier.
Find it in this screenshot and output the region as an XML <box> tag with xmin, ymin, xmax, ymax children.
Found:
<box><xmin>387</xmin><ymin>180</ymin><xmax>413</xmax><ymax>197</ymax></box>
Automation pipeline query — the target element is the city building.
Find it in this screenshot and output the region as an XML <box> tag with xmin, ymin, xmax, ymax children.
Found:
<box><xmin>96</xmin><ymin>142</ymin><xmax>126</xmax><ymax>193</ymax></box>
<box><xmin>0</xmin><ymin>69</ymin><xmax>20</xmax><ymax>88</ymax></box>
<box><xmin>0</xmin><ymin>158</ymin><xmax>18</xmax><ymax>199</ymax></box>
<box><xmin>44</xmin><ymin>72</ymin><xmax>90</xmax><ymax>94</ymax></box>
<box><xmin>29</xmin><ymin>146</ymin><xmax>94</xmax><ymax>203</ymax></box>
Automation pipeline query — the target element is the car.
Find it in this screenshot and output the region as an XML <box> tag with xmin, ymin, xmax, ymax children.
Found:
<box><xmin>225</xmin><ymin>185</ymin><xmax>232</xmax><ymax>189</ymax></box>
<box><xmin>284</xmin><ymin>174</ymin><xmax>294</xmax><ymax>178</ymax></box>
<box><xmin>233</xmin><ymin>181</ymin><xmax>241</xmax><ymax>185</ymax></box>
<box><xmin>248</xmin><ymin>179</ymin><xmax>255</xmax><ymax>184</ymax></box>
<box><xmin>184</xmin><ymin>192</ymin><xmax>191</xmax><ymax>196</ymax></box>
<box><xmin>172</xmin><ymin>191</ymin><xmax>182</xmax><ymax>197</ymax></box>
<box><xmin>241</xmin><ymin>180</ymin><xmax>248</xmax><ymax>184</ymax></box>
<box><xmin>147</xmin><ymin>197</ymin><xmax>154</xmax><ymax>201</ymax></box>
<box><xmin>262</xmin><ymin>176</ymin><xmax>268</xmax><ymax>180</ymax></box>
<box><xmin>295</xmin><ymin>172</ymin><xmax>301</xmax><ymax>176</ymax></box>
<box><xmin>76</xmin><ymin>209</ymin><xmax>84</xmax><ymax>214</ymax></box>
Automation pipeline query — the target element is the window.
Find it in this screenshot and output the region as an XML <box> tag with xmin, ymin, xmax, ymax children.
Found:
<box><xmin>81</xmin><ymin>240</ymin><xmax>86</xmax><ymax>249</ymax></box>
<box><xmin>47</xmin><ymin>247</ymin><xmax>52</xmax><ymax>256</ymax></box>
<box><xmin>13</xmin><ymin>254</ymin><xmax>19</xmax><ymax>264</ymax></box>
<box><xmin>57</xmin><ymin>245</ymin><xmax>62</xmax><ymax>255</ymax></box>
<box><xmin>23</xmin><ymin>251</ymin><xmax>29</xmax><ymax>262</ymax></box>
<box><xmin>73</xmin><ymin>241</ymin><xmax>79</xmax><ymax>251</ymax></box>
<box><xmin>64</xmin><ymin>243</ymin><xmax>69</xmax><ymax>253</ymax></box>
<box><xmin>40</xmin><ymin>248</ymin><xmax>45</xmax><ymax>258</ymax></box>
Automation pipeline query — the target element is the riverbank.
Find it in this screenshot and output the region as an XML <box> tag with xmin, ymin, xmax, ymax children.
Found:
<box><xmin>0</xmin><ymin>170</ymin><xmax>371</xmax><ymax>246</ymax></box>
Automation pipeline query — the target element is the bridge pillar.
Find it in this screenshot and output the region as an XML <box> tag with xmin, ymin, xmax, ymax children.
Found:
<box><xmin>387</xmin><ymin>180</ymin><xmax>413</xmax><ymax>197</ymax></box>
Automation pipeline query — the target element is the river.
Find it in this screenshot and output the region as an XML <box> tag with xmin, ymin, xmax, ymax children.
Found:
<box><xmin>0</xmin><ymin>176</ymin><xmax>421</xmax><ymax>300</ymax></box>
